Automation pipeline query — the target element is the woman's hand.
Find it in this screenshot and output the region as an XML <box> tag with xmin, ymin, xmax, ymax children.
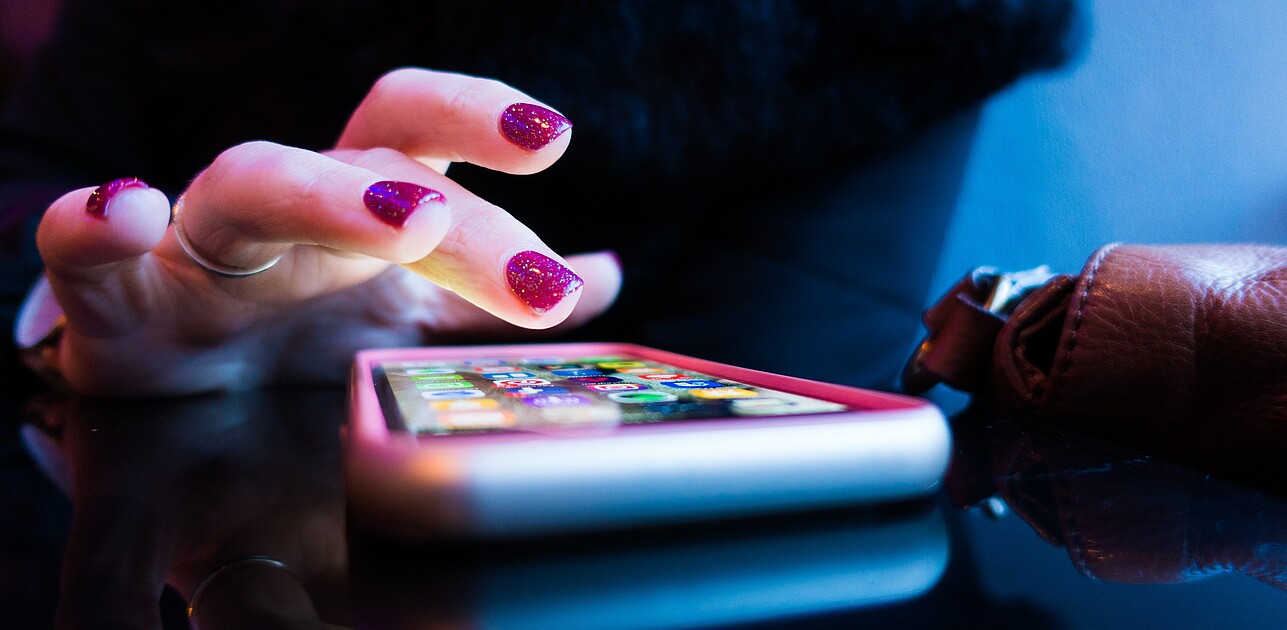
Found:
<box><xmin>33</xmin><ymin>69</ymin><xmax>620</xmax><ymax>395</ymax></box>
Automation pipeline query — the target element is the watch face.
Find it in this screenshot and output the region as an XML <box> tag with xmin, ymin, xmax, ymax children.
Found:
<box><xmin>15</xmin><ymin>274</ymin><xmax>65</xmax><ymax>349</ymax></box>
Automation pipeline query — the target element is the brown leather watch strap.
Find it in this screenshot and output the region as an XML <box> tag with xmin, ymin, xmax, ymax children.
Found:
<box><xmin>902</xmin><ymin>266</ymin><xmax>1062</xmax><ymax>394</ymax></box>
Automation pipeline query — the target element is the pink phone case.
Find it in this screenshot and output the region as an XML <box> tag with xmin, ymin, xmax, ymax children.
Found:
<box><xmin>347</xmin><ymin>342</ymin><xmax>949</xmax><ymax>538</ymax></box>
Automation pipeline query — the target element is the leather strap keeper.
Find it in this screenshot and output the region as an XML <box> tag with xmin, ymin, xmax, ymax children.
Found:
<box><xmin>905</xmin><ymin>243</ymin><xmax>1287</xmax><ymax>471</ymax></box>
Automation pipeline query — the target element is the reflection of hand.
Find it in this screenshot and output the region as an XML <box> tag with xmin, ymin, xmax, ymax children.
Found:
<box><xmin>968</xmin><ymin>417</ymin><xmax>1287</xmax><ymax>592</ymax></box>
<box><xmin>34</xmin><ymin>68</ymin><xmax>621</xmax><ymax>396</ymax></box>
<box><xmin>49</xmin><ymin>391</ymin><xmax>353</xmax><ymax>629</ymax></box>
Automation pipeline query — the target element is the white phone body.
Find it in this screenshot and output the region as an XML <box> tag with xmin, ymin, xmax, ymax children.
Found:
<box><xmin>347</xmin><ymin>343</ymin><xmax>950</xmax><ymax>538</ymax></box>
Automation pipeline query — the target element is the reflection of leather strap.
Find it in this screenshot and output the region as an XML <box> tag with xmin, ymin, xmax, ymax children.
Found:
<box><xmin>13</xmin><ymin>273</ymin><xmax>69</xmax><ymax>389</ymax></box>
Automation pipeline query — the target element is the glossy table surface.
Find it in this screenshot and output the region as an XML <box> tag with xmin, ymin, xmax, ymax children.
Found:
<box><xmin>3</xmin><ymin>388</ymin><xmax>1285</xmax><ymax>629</ymax></box>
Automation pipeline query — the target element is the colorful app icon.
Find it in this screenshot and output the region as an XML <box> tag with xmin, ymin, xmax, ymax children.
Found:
<box><xmin>430</xmin><ymin>399</ymin><xmax>501</xmax><ymax>412</ymax></box>
<box><xmin>690</xmin><ymin>387</ymin><xmax>758</xmax><ymax>399</ymax></box>
<box><xmin>404</xmin><ymin>367</ymin><xmax>456</xmax><ymax>375</ymax></box>
<box><xmin>608</xmin><ymin>391</ymin><xmax>678</xmax><ymax>404</ymax></box>
<box><xmin>422</xmin><ymin>389</ymin><xmax>486</xmax><ymax>400</ymax></box>
<box><xmin>409</xmin><ymin>373</ymin><xmax>465</xmax><ymax>382</ymax></box>
<box><xmin>522</xmin><ymin>394</ymin><xmax>592</xmax><ymax>408</ymax></box>
<box><xmin>596</xmin><ymin>361</ymin><xmax>646</xmax><ymax>369</ymax></box>
<box><xmin>502</xmin><ymin>386</ymin><xmax>569</xmax><ymax>397</ymax></box>
<box><xmin>639</xmin><ymin>373</ymin><xmax>690</xmax><ymax>380</ymax></box>
<box><xmin>588</xmin><ymin>383</ymin><xmax>647</xmax><ymax>392</ymax></box>
<box><xmin>660</xmin><ymin>380</ymin><xmax>724</xmax><ymax>389</ymax></box>
<box><xmin>472</xmin><ymin>365</ymin><xmax>521</xmax><ymax>373</ymax></box>
<box><xmin>550</xmin><ymin>369</ymin><xmax>604</xmax><ymax>377</ymax></box>
<box><xmin>414</xmin><ymin>380</ymin><xmax>478</xmax><ymax>391</ymax></box>
<box><xmin>577</xmin><ymin>356</ymin><xmax>622</xmax><ymax>363</ymax></box>
<box><xmin>538</xmin><ymin>363</ymin><xmax>587</xmax><ymax>370</ymax></box>
<box><xmin>492</xmin><ymin>378</ymin><xmax>551</xmax><ymax>388</ymax></box>
<box><xmin>480</xmin><ymin>371</ymin><xmax>537</xmax><ymax>380</ymax></box>
<box><xmin>439</xmin><ymin>410</ymin><xmax>516</xmax><ymax>430</ymax></box>
<box><xmin>617</xmin><ymin>367</ymin><xmax>668</xmax><ymax>375</ymax></box>
<box><xmin>567</xmin><ymin>376</ymin><xmax>622</xmax><ymax>384</ymax></box>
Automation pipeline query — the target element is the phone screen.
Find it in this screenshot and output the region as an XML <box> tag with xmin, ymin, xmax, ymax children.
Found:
<box><xmin>373</xmin><ymin>353</ymin><xmax>851</xmax><ymax>436</ymax></box>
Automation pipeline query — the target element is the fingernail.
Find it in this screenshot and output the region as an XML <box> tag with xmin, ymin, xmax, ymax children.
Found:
<box><xmin>499</xmin><ymin>103</ymin><xmax>572</xmax><ymax>151</ymax></box>
<box><xmin>363</xmin><ymin>181</ymin><xmax>445</xmax><ymax>227</ymax></box>
<box><xmin>506</xmin><ymin>250</ymin><xmax>584</xmax><ymax>314</ymax></box>
<box><xmin>86</xmin><ymin>177</ymin><xmax>149</xmax><ymax>218</ymax></box>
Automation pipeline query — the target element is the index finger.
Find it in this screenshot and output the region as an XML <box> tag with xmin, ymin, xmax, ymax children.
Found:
<box><xmin>337</xmin><ymin>68</ymin><xmax>572</xmax><ymax>175</ymax></box>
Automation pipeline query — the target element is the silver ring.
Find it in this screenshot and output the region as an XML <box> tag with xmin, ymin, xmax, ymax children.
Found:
<box><xmin>186</xmin><ymin>556</ymin><xmax>291</xmax><ymax>618</ymax></box>
<box><xmin>172</xmin><ymin>199</ymin><xmax>283</xmax><ymax>277</ymax></box>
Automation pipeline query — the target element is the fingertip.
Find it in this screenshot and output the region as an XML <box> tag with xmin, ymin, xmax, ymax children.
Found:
<box><xmin>38</xmin><ymin>183</ymin><xmax>171</xmax><ymax>277</ymax></box>
<box><xmin>497</xmin><ymin>102</ymin><xmax>573</xmax><ymax>173</ymax></box>
<box><xmin>340</xmin><ymin>69</ymin><xmax>573</xmax><ymax>175</ymax></box>
<box><xmin>555</xmin><ymin>250</ymin><xmax>623</xmax><ymax>329</ymax></box>
<box><xmin>504</xmin><ymin>248</ymin><xmax>585</xmax><ymax>319</ymax></box>
<box><xmin>384</xmin><ymin>196</ymin><xmax>453</xmax><ymax>264</ymax></box>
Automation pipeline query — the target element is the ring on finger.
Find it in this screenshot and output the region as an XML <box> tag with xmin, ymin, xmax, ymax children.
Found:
<box><xmin>171</xmin><ymin>197</ymin><xmax>283</xmax><ymax>277</ymax></box>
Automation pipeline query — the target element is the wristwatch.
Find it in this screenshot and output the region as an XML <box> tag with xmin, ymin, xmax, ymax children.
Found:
<box><xmin>14</xmin><ymin>273</ymin><xmax>68</xmax><ymax>388</ymax></box>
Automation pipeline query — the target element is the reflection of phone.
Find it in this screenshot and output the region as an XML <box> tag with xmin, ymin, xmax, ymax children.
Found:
<box><xmin>347</xmin><ymin>343</ymin><xmax>949</xmax><ymax>537</ymax></box>
<box><xmin>351</xmin><ymin>505</ymin><xmax>950</xmax><ymax>629</ymax></box>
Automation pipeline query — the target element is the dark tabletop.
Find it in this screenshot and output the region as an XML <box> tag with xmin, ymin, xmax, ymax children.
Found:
<box><xmin>3</xmin><ymin>388</ymin><xmax>1286</xmax><ymax>629</ymax></box>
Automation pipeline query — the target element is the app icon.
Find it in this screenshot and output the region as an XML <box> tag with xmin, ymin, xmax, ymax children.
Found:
<box><xmin>502</xmin><ymin>386</ymin><xmax>569</xmax><ymax>397</ymax></box>
<box><xmin>404</xmin><ymin>367</ymin><xmax>456</xmax><ymax>375</ymax></box>
<box><xmin>439</xmin><ymin>410</ymin><xmax>516</xmax><ymax>430</ymax></box>
<box><xmin>539</xmin><ymin>363</ymin><xmax>588</xmax><ymax>370</ymax></box>
<box><xmin>617</xmin><ymin>367</ymin><xmax>667</xmax><ymax>375</ymax></box>
<box><xmin>588</xmin><ymin>383</ymin><xmax>647</xmax><ymax>392</ymax></box>
<box><xmin>690</xmin><ymin>387</ymin><xmax>758</xmax><ymax>399</ymax></box>
<box><xmin>596</xmin><ymin>361</ymin><xmax>645</xmax><ymax>369</ymax></box>
<box><xmin>430</xmin><ymin>399</ymin><xmax>500</xmax><ymax>412</ymax></box>
<box><xmin>473</xmin><ymin>365</ymin><xmax>521</xmax><ymax>373</ymax></box>
<box><xmin>660</xmin><ymin>380</ymin><xmax>724</xmax><ymax>389</ymax></box>
<box><xmin>550</xmin><ymin>369</ymin><xmax>604</xmax><ymax>377</ymax></box>
<box><xmin>409</xmin><ymin>373</ymin><xmax>465</xmax><ymax>382</ymax></box>
<box><xmin>492</xmin><ymin>378</ymin><xmax>551</xmax><ymax>388</ymax></box>
<box><xmin>522</xmin><ymin>394</ymin><xmax>592</xmax><ymax>408</ymax></box>
<box><xmin>567</xmin><ymin>376</ymin><xmax>622</xmax><ymax>384</ymax></box>
<box><xmin>480</xmin><ymin>371</ymin><xmax>537</xmax><ymax>380</ymax></box>
<box><xmin>608</xmin><ymin>391</ymin><xmax>678</xmax><ymax>404</ymax></box>
<box><xmin>462</xmin><ymin>359</ymin><xmax>506</xmax><ymax>367</ymax></box>
<box><xmin>422</xmin><ymin>389</ymin><xmax>486</xmax><ymax>400</ymax></box>
<box><xmin>639</xmin><ymin>373</ymin><xmax>690</xmax><ymax>380</ymax></box>
<box><xmin>414</xmin><ymin>380</ymin><xmax>478</xmax><ymax>391</ymax></box>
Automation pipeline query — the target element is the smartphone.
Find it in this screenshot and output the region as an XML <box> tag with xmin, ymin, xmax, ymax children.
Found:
<box><xmin>346</xmin><ymin>343</ymin><xmax>949</xmax><ymax>537</ymax></box>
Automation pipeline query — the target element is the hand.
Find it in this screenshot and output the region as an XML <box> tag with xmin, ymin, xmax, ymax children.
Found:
<box><xmin>34</xmin><ymin>68</ymin><xmax>620</xmax><ymax>395</ymax></box>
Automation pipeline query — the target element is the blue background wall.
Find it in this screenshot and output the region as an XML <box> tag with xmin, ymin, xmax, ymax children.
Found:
<box><xmin>933</xmin><ymin>0</ymin><xmax>1287</xmax><ymax>291</ymax></box>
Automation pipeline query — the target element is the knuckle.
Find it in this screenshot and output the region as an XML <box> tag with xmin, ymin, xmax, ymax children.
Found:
<box><xmin>367</xmin><ymin>67</ymin><xmax>426</xmax><ymax>105</ymax></box>
<box><xmin>437</xmin><ymin>201</ymin><xmax>509</xmax><ymax>257</ymax></box>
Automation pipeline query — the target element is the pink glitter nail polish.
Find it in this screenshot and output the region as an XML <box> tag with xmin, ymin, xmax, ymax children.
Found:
<box><xmin>85</xmin><ymin>177</ymin><xmax>149</xmax><ymax>218</ymax></box>
<box><xmin>499</xmin><ymin>103</ymin><xmax>572</xmax><ymax>151</ymax></box>
<box><xmin>363</xmin><ymin>181</ymin><xmax>445</xmax><ymax>227</ymax></box>
<box><xmin>505</xmin><ymin>250</ymin><xmax>584</xmax><ymax>314</ymax></box>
